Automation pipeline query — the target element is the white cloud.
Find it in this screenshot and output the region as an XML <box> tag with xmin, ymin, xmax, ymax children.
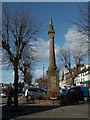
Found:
<box><xmin>65</xmin><ymin>25</ymin><xmax>80</xmax><ymax>42</ymax></box>
<box><xmin>34</xmin><ymin>69</ymin><xmax>47</xmax><ymax>79</ymax></box>
<box><xmin>33</xmin><ymin>38</ymin><xmax>60</xmax><ymax>65</ymax></box>
<box><xmin>36</xmin><ymin>39</ymin><xmax>49</xmax><ymax>60</ymax></box>
<box><xmin>64</xmin><ymin>25</ymin><xmax>88</xmax><ymax>57</ymax></box>
<box><xmin>32</xmin><ymin>38</ymin><xmax>61</xmax><ymax>80</ymax></box>
<box><xmin>55</xmin><ymin>44</ymin><xmax>61</xmax><ymax>57</ymax></box>
<box><xmin>34</xmin><ymin>69</ymin><xmax>42</xmax><ymax>78</ymax></box>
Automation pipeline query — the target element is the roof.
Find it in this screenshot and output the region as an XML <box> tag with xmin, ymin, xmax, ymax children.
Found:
<box><xmin>79</xmin><ymin>66</ymin><xmax>90</xmax><ymax>74</ymax></box>
<box><xmin>82</xmin><ymin>80</ymin><xmax>90</xmax><ymax>84</ymax></box>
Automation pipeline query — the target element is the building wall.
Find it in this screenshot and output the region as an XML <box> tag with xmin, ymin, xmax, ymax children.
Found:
<box><xmin>74</xmin><ymin>65</ymin><xmax>90</xmax><ymax>86</ymax></box>
<box><xmin>61</xmin><ymin>64</ymin><xmax>90</xmax><ymax>87</ymax></box>
<box><xmin>36</xmin><ymin>78</ymin><xmax>47</xmax><ymax>87</ymax></box>
<box><xmin>59</xmin><ymin>80</ymin><xmax>67</xmax><ymax>88</ymax></box>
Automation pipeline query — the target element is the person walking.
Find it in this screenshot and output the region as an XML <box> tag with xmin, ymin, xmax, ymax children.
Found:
<box><xmin>10</xmin><ymin>86</ymin><xmax>14</xmax><ymax>104</ymax></box>
<box><xmin>6</xmin><ymin>87</ymin><xmax>11</xmax><ymax>105</ymax></box>
<box><xmin>25</xmin><ymin>89</ymin><xmax>28</xmax><ymax>102</ymax></box>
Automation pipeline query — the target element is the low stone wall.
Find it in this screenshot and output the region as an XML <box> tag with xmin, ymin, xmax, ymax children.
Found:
<box><xmin>19</xmin><ymin>94</ymin><xmax>62</xmax><ymax>106</ymax></box>
<box><xmin>35</xmin><ymin>99</ymin><xmax>61</xmax><ymax>106</ymax></box>
<box><xmin>35</xmin><ymin>95</ymin><xmax>61</xmax><ymax>106</ymax></box>
<box><xmin>36</xmin><ymin>95</ymin><xmax>61</xmax><ymax>100</ymax></box>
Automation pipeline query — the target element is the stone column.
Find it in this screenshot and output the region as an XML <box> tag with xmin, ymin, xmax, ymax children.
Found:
<box><xmin>48</xmin><ymin>19</ymin><xmax>56</xmax><ymax>70</ymax></box>
<box><xmin>47</xmin><ymin>19</ymin><xmax>60</xmax><ymax>97</ymax></box>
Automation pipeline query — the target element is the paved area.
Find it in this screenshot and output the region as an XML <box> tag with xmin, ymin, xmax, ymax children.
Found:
<box><xmin>1</xmin><ymin>102</ymin><xmax>89</xmax><ymax>119</ymax></box>
<box><xmin>0</xmin><ymin>96</ymin><xmax>90</xmax><ymax>119</ymax></box>
<box><xmin>17</xmin><ymin>103</ymin><xmax>89</xmax><ymax>119</ymax></box>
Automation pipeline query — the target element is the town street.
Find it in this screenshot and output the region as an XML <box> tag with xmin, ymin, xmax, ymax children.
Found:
<box><xmin>0</xmin><ymin>97</ymin><xmax>89</xmax><ymax>120</ymax></box>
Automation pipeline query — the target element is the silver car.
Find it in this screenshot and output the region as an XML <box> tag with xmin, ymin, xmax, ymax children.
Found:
<box><xmin>0</xmin><ymin>88</ymin><xmax>6</xmax><ymax>97</ymax></box>
<box><xmin>28</xmin><ymin>87</ymin><xmax>46</xmax><ymax>100</ymax></box>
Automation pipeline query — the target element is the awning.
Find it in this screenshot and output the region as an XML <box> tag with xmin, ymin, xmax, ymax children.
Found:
<box><xmin>82</xmin><ymin>80</ymin><xmax>90</xmax><ymax>84</ymax></box>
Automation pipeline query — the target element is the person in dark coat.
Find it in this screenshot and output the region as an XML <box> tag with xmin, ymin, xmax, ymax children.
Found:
<box><xmin>10</xmin><ymin>86</ymin><xmax>14</xmax><ymax>104</ymax></box>
<box><xmin>6</xmin><ymin>87</ymin><xmax>11</xmax><ymax>105</ymax></box>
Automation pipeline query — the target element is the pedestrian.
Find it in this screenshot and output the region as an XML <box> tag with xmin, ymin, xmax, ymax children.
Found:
<box><xmin>6</xmin><ymin>87</ymin><xmax>11</xmax><ymax>105</ymax></box>
<box><xmin>10</xmin><ymin>86</ymin><xmax>14</xmax><ymax>104</ymax></box>
<box><xmin>25</xmin><ymin>89</ymin><xmax>28</xmax><ymax>102</ymax></box>
<box><xmin>22</xmin><ymin>87</ymin><xmax>25</xmax><ymax>95</ymax></box>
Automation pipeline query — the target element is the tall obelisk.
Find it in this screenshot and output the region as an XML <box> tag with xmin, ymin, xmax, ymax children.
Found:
<box><xmin>47</xmin><ymin>19</ymin><xmax>60</xmax><ymax>96</ymax></box>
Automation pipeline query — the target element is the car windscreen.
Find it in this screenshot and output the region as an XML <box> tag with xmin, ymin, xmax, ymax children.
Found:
<box><xmin>28</xmin><ymin>88</ymin><xmax>36</xmax><ymax>92</ymax></box>
<box><xmin>36</xmin><ymin>88</ymin><xmax>45</xmax><ymax>93</ymax></box>
<box><xmin>1</xmin><ymin>89</ymin><xmax>6</xmax><ymax>93</ymax></box>
<box><xmin>62</xmin><ymin>89</ymin><xmax>67</xmax><ymax>92</ymax></box>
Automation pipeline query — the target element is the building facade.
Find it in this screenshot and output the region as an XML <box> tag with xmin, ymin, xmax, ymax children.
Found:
<box><xmin>74</xmin><ymin>64</ymin><xmax>90</xmax><ymax>87</ymax></box>
<box><xmin>59</xmin><ymin>64</ymin><xmax>90</xmax><ymax>88</ymax></box>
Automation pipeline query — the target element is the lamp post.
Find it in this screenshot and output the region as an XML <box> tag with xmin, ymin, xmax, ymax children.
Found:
<box><xmin>43</xmin><ymin>64</ymin><xmax>44</xmax><ymax>86</ymax></box>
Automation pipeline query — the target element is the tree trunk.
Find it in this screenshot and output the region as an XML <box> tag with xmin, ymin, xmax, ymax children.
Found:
<box><xmin>14</xmin><ymin>65</ymin><xmax>18</xmax><ymax>110</ymax></box>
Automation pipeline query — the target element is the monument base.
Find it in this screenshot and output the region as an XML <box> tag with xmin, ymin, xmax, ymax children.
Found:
<box><xmin>47</xmin><ymin>66</ymin><xmax>60</xmax><ymax>97</ymax></box>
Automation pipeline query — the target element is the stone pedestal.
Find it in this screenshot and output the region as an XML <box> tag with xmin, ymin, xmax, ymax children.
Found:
<box><xmin>47</xmin><ymin>67</ymin><xmax>60</xmax><ymax>96</ymax></box>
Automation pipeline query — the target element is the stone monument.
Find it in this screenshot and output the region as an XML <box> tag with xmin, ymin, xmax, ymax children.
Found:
<box><xmin>47</xmin><ymin>19</ymin><xmax>60</xmax><ymax>96</ymax></box>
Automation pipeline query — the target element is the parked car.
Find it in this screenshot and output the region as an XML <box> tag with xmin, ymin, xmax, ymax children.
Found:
<box><xmin>27</xmin><ymin>87</ymin><xmax>46</xmax><ymax>100</ymax></box>
<box><xmin>0</xmin><ymin>88</ymin><xmax>6</xmax><ymax>97</ymax></box>
<box><xmin>60</xmin><ymin>88</ymin><xmax>68</xmax><ymax>96</ymax></box>
<box><xmin>80</xmin><ymin>86</ymin><xmax>89</xmax><ymax>97</ymax></box>
<box><xmin>18</xmin><ymin>88</ymin><xmax>23</xmax><ymax>96</ymax></box>
<box><xmin>67</xmin><ymin>86</ymin><xmax>89</xmax><ymax>102</ymax></box>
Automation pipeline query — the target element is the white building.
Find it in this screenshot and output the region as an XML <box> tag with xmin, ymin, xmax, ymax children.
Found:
<box><xmin>59</xmin><ymin>80</ymin><xmax>67</xmax><ymax>88</ymax></box>
<box><xmin>74</xmin><ymin>64</ymin><xmax>90</xmax><ymax>86</ymax></box>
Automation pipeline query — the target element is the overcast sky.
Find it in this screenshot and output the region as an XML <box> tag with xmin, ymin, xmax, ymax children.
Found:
<box><xmin>0</xmin><ymin>2</ymin><xmax>88</xmax><ymax>83</ymax></box>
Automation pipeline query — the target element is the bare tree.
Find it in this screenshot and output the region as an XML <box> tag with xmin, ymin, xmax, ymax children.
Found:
<box><xmin>19</xmin><ymin>48</ymin><xmax>33</xmax><ymax>85</ymax></box>
<box><xmin>58</xmin><ymin>48</ymin><xmax>71</xmax><ymax>69</ymax></box>
<box><xmin>77</xmin><ymin>2</ymin><xmax>90</xmax><ymax>61</ymax></box>
<box><xmin>2</xmin><ymin>6</ymin><xmax>42</xmax><ymax>109</ymax></box>
<box><xmin>58</xmin><ymin>47</ymin><xmax>83</xmax><ymax>85</ymax></box>
<box><xmin>72</xmin><ymin>46</ymin><xmax>86</xmax><ymax>65</ymax></box>
<box><xmin>73</xmin><ymin>2</ymin><xmax>90</xmax><ymax>58</ymax></box>
<box><xmin>74</xmin><ymin>3</ymin><xmax>88</xmax><ymax>39</ymax></box>
<box><xmin>19</xmin><ymin>42</ymin><xmax>40</xmax><ymax>85</ymax></box>
<box><xmin>69</xmin><ymin>2</ymin><xmax>90</xmax><ymax>68</ymax></box>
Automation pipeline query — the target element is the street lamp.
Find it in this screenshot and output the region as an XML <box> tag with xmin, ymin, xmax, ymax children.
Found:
<box><xmin>43</xmin><ymin>64</ymin><xmax>44</xmax><ymax>80</ymax></box>
<box><xmin>43</xmin><ymin>64</ymin><xmax>45</xmax><ymax>86</ymax></box>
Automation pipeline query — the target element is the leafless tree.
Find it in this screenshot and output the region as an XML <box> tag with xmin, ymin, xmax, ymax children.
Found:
<box><xmin>74</xmin><ymin>3</ymin><xmax>88</xmax><ymax>40</ymax></box>
<box><xmin>77</xmin><ymin>2</ymin><xmax>90</xmax><ymax>61</ymax></box>
<box><xmin>58</xmin><ymin>47</ymin><xmax>83</xmax><ymax>85</ymax></box>
<box><xmin>19</xmin><ymin>44</ymin><xmax>34</xmax><ymax>85</ymax></box>
<box><xmin>73</xmin><ymin>2</ymin><xmax>90</xmax><ymax>58</ymax></box>
<box><xmin>68</xmin><ymin>2</ymin><xmax>90</xmax><ymax>69</ymax></box>
<box><xmin>58</xmin><ymin>48</ymin><xmax>71</xmax><ymax>69</ymax></box>
<box><xmin>2</xmin><ymin>6</ymin><xmax>42</xmax><ymax>109</ymax></box>
<box><xmin>72</xmin><ymin>46</ymin><xmax>86</xmax><ymax>65</ymax></box>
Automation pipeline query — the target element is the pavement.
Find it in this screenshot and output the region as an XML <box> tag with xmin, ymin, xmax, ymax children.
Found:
<box><xmin>18</xmin><ymin>103</ymin><xmax>89</xmax><ymax>119</ymax></box>
<box><xmin>1</xmin><ymin>96</ymin><xmax>90</xmax><ymax>120</ymax></box>
<box><xmin>1</xmin><ymin>102</ymin><xmax>89</xmax><ymax>119</ymax></box>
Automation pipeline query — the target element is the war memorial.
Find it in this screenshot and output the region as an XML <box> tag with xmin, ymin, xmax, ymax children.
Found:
<box><xmin>47</xmin><ymin>19</ymin><xmax>60</xmax><ymax>97</ymax></box>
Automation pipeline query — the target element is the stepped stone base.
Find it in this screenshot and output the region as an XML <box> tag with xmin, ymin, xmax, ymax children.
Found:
<box><xmin>47</xmin><ymin>67</ymin><xmax>60</xmax><ymax>97</ymax></box>
<box><xmin>18</xmin><ymin>95</ymin><xmax>61</xmax><ymax>106</ymax></box>
<box><xmin>36</xmin><ymin>99</ymin><xmax>61</xmax><ymax>106</ymax></box>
